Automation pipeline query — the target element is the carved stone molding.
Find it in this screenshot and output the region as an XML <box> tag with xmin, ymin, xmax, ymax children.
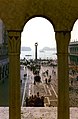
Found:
<box><xmin>8</xmin><ymin>31</ymin><xmax>21</xmax><ymax>54</ymax></box>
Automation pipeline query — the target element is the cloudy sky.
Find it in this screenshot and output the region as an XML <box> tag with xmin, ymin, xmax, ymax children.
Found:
<box><xmin>21</xmin><ymin>17</ymin><xmax>56</xmax><ymax>51</ymax></box>
<box><xmin>21</xmin><ymin>17</ymin><xmax>78</xmax><ymax>51</ymax></box>
<box><xmin>71</xmin><ymin>20</ymin><xmax>78</xmax><ymax>41</ymax></box>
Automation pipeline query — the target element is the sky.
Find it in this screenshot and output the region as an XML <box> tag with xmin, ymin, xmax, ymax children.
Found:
<box><xmin>21</xmin><ymin>17</ymin><xmax>78</xmax><ymax>51</ymax></box>
<box><xmin>21</xmin><ymin>17</ymin><xmax>56</xmax><ymax>51</ymax></box>
<box><xmin>71</xmin><ymin>20</ymin><xmax>78</xmax><ymax>41</ymax></box>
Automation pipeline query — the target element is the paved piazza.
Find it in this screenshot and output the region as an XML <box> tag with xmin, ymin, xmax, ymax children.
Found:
<box><xmin>21</xmin><ymin>65</ymin><xmax>78</xmax><ymax>107</ymax></box>
<box><xmin>22</xmin><ymin>65</ymin><xmax>58</xmax><ymax>107</ymax></box>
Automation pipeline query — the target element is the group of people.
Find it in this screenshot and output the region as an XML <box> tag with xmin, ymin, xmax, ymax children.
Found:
<box><xmin>45</xmin><ymin>75</ymin><xmax>51</xmax><ymax>84</ymax></box>
<box><xmin>42</xmin><ymin>69</ymin><xmax>52</xmax><ymax>84</ymax></box>
<box><xmin>52</xmin><ymin>69</ymin><xmax>56</xmax><ymax>76</ymax></box>
<box><xmin>34</xmin><ymin>71</ymin><xmax>41</xmax><ymax>85</ymax></box>
<box><xmin>25</xmin><ymin>92</ymin><xmax>44</xmax><ymax>107</ymax></box>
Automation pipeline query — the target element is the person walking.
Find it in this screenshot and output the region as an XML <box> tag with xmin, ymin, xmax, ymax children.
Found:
<box><xmin>45</xmin><ymin>78</ymin><xmax>47</xmax><ymax>84</ymax></box>
<box><xmin>48</xmin><ymin>75</ymin><xmax>51</xmax><ymax>84</ymax></box>
<box><xmin>34</xmin><ymin>92</ymin><xmax>41</xmax><ymax>107</ymax></box>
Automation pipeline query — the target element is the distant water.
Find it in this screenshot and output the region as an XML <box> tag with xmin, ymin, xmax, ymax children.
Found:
<box><xmin>20</xmin><ymin>50</ymin><xmax>57</xmax><ymax>60</ymax></box>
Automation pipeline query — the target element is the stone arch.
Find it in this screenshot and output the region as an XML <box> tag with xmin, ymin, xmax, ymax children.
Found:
<box><xmin>0</xmin><ymin>0</ymin><xmax>77</xmax><ymax>32</ymax></box>
<box><xmin>70</xmin><ymin>19</ymin><xmax>78</xmax><ymax>33</ymax></box>
<box><xmin>71</xmin><ymin>19</ymin><xmax>78</xmax><ymax>30</ymax></box>
<box><xmin>21</xmin><ymin>16</ymin><xmax>56</xmax><ymax>61</ymax></box>
<box><xmin>70</xmin><ymin>19</ymin><xmax>78</xmax><ymax>43</ymax></box>
<box><xmin>22</xmin><ymin>15</ymin><xmax>55</xmax><ymax>32</ymax></box>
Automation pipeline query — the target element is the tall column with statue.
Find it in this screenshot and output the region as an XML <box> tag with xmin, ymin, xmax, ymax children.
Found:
<box><xmin>35</xmin><ymin>42</ymin><xmax>38</xmax><ymax>62</ymax></box>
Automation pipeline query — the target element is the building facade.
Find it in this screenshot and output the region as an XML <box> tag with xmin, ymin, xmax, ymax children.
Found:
<box><xmin>69</xmin><ymin>41</ymin><xmax>78</xmax><ymax>65</ymax></box>
<box><xmin>0</xmin><ymin>19</ymin><xmax>9</xmax><ymax>81</ymax></box>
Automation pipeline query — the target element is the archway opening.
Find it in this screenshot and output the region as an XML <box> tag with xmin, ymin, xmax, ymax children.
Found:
<box><xmin>69</xmin><ymin>19</ymin><xmax>78</xmax><ymax>107</ymax></box>
<box><xmin>20</xmin><ymin>17</ymin><xmax>58</xmax><ymax>107</ymax></box>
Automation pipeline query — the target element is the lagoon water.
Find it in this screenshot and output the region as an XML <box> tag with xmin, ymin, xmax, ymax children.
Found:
<box><xmin>20</xmin><ymin>50</ymin><xmax>57</xmax><ymax>60</ymax></box>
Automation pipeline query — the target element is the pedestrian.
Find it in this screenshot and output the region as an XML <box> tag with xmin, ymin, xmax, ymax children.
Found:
<box><xmin>52</xmin><ymin>70</ymin><xmax>54</xmax><ymax>75</ymax></box>
<box><xmin>34</xmin><ymin>92</ymin><xmax>41</xmax><ymax>107</ymax></box>
<box><xmin>40</xmin><ymin>96</ymin><xmax>44</xmax><ymax>107</ymax></box>
<box><xmin>46</xmin><ymin>70</ymin><xmax>48</xmax><ymax>76</ymax></box>
<box><xmin>54</xmin><ymin>71</ymin><xmax>56</xmax><ymax>76</ymax></box>
<box><xmin>20</xmin><ymin>79</ymin><xmax>22</xmax><ymax>84</ymax></box>
<box><xmin>34</xmin><ymin>80</ymin><xmax>36</xmax><ymax>85</ymax></box>
<box><xmin>77</xmin><ymin>75</ymin><xmax>78</xmax><ymax>81</ymax></box>
<box><xmin>34</xmin><ymin>72</ymin><xmax>41</xmax><ymax>84</ymax></box>
<box><xmin>28</xmin><ymin>96</ymin><xmax>32</xmax><ymax>106</ymax></box>
<box><xmin>25</xmin><ymin>97</ymin><xmax>28</xmax><ymax>107</ymax></box>
<box><xmin>33</xmin><ymin>95</ymin><xmax>37</xmax><ymax>106</ymax></box>
<box><xmin>45</xmin><ymin>78</ymin><xmax>47</xmax><ymax>84</ymax></box>
<box><xmin>48</xmin><ymin>75</ymin><xmax>51</xmax><ymax>84</ymax></box>
<box><xmin>71</xmin><ymin>80</ymin><xmax>73</xmax><ymax>85</ymax></box>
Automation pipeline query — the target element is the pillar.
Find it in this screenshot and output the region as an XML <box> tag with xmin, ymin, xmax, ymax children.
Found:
<box><xmin>8</xmin><ymin>30</ymin><xmax>21</xmax><ymax>119</ymax></box>
<box><xmin>55</xmin><ymin>31</ymin><xmax>71</xmax><ymax>119</ymax></box>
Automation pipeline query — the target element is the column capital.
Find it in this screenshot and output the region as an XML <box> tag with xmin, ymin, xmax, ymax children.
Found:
<box><xmin>8</xmin><ymin>31</ymin><xmax>21</xmax><ymax>54</ymax></box>
<box><xmin>55</xmin><ymin>31</ymin><xmax>71</xmax><ymax>53</ymax></box>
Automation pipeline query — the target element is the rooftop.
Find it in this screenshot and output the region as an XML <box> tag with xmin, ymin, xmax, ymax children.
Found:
<box><xmin>69</xmin><ymin>41</ymin><xmax>78</xmax><ymax>45</ymax></box>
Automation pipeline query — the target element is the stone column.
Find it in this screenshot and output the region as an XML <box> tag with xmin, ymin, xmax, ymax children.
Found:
<box><xmin>55</xmin><ymin>31</ymin><xmax>71</xmax><ymax>119</ymax></box>
<box><xmin>8</xmin><ymin>30</ymin><xmax>21</xmax><ymax>119</ymax></box>
<box><xmin>35</xmin><ymin>42</ymin><xmax>38</xmax><ymax>62</ymax></box>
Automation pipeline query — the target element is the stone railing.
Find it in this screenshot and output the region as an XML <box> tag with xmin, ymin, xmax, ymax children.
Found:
<box><xmin>0</xmin><ymin>107</ymin><xmax>78</xmax><ymax>119</ymax></box>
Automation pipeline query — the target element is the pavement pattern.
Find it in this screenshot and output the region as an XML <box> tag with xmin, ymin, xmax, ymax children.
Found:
<box><xmin>22</xmin><ymin>65</ymin><xmax>58</xmax><ymax>107</ymax></box>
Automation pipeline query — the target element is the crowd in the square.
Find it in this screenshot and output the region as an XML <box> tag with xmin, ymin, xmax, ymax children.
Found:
<box><xmin>25</xmin><ymin>92</ymin><xmax>44</xmax><ymax>107</ymax></box>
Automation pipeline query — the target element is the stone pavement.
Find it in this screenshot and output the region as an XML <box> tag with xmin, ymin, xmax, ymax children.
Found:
<box><xmin>22</xmin><ymin>65</ymin><xmax>78</xmax><ymax>107</ymax></box>
<box><xmin>23</xmin><ymin>65</ymin><xmax>58</xmax><ymax>107</ymax></box>
<box><xmin>32</xmin><ymin>83</ymin><xmax>58</xmax><ymax>107</ymax></box>
<box><xmin>0</xmin><ymin>107</ymin><xmax>78</xmax><ymax>119</ymax></box>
